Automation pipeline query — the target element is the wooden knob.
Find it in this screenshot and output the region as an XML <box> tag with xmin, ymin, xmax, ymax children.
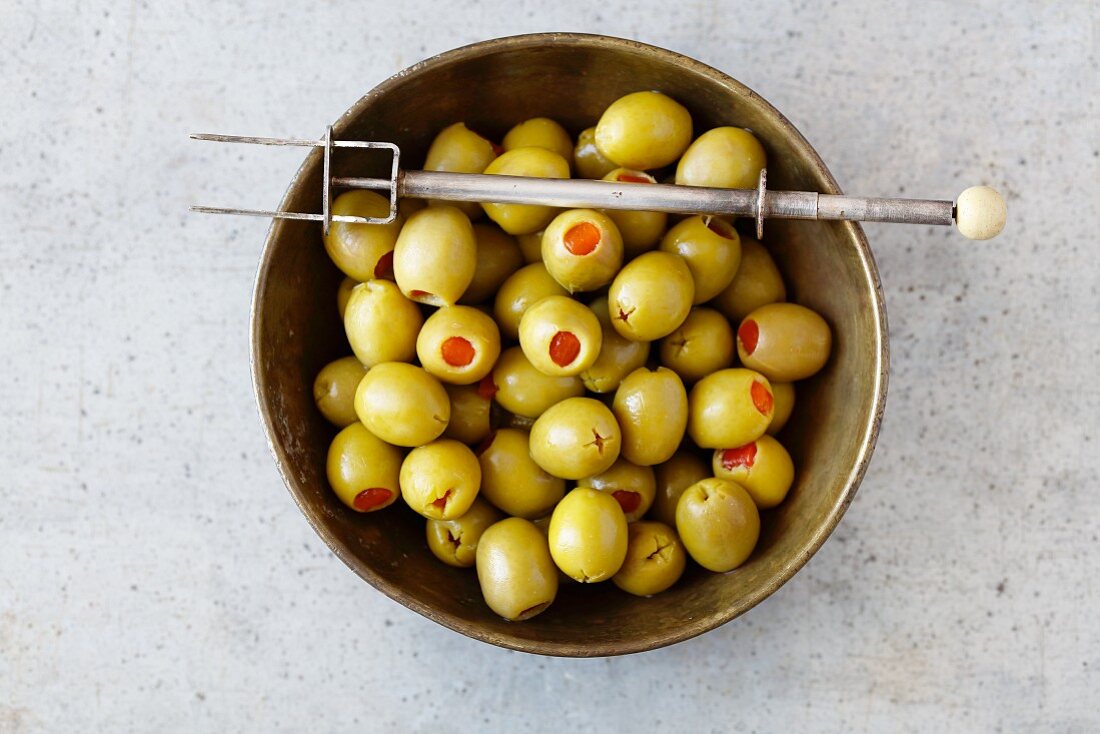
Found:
<box><xmin>955</xmin><ymin>186</ymin><xmax>1006</xmax><ymax>240</ymax></box>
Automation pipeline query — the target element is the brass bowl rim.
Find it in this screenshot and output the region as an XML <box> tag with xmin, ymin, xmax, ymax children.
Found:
<box><xmin>250</xmin><ymin>32</ymin><xmax>889</xmax><ymax>657</ymax></box>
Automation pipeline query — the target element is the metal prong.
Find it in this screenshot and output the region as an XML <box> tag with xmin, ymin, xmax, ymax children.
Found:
<box><xmin>755</xmin><ymin>168</ymin><xmax>767</xmax><ymax>240</ymax></box>
<box><xmin>322</xmin><ymin>126</ymin><xmax>333</xmax><ymax>236</ymax></box>
<box><xmin>190</xmin><ymin>133</ymin><xmax>323</xmax><ymax>147</ymax></box>
<box><xmin>190</xmin><ymin>205</ymin><xmax>379</xmax><ymax>224</ymax></box>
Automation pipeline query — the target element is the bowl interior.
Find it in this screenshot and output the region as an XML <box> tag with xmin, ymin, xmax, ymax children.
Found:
<box><xmin>252</xmin><ymin>34</ymin><xmax>887</xmax><ymax>656</ymax></box>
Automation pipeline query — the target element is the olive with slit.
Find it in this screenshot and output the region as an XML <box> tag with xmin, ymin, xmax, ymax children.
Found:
<box><xmin>459</xmin><ymin>224</ymin><xmax>524</xmax><ymax>305</ymax></box>
<box><xmin>578</xmin><ymin>457</ymin><xmax>657</xmax><ymax>523</ymax></box>
<box><xmin>323</xmin><ymin>190</ymin><xmax>404</xmax><ymax>281</ymax></box>
<box><xmin>343</xmin><ymin>280</ymin><xmax>424</xmax><ymax>367</ymax></box>
<box><xmin>482</xmin><ymin>147</ymin><xmax>571</xmax><ymax>235</ymax></box>
<box><xmin>493</xmin><ymin>263</ymin><xmax>569</xmax><ymax>340</ymax></box>
<box><xmin>476</xmin><ymin>518</ymin><xmax>558</xmax><ymax>621</ymax></box>
<box><xmin>529</xmin><ymin>397</ymin><xmax>621</xmax><ymax>479</ymax></box>
<box><xmin>518</xmin><ymin>295</ymin><xmax>602</xmax><ymax>377</ymax></box>
<box><xmin>687</xmin><ymin>367</ymin><xmax>774</xmax><ymax>449</ymax></box>
<box><xmin>326</xmin><ymin>422</ymin><xmax>402</xmax><ymax>513</ymax></box>
<box><xmin>573</xmin><ymin>126</ymin><xmax>618</xmax><ymax>180</ymax></box>
<box><xmin>442</xmin><ymin>382</ymin><xmax>492</xmax><ymax>445</ymax></box>
<box><xmin>488</xmin><ymin>347</ymin><xmax>585</xmax><ymax>419</ymax></box>
<box><xmin>548</xmin><ymin>487</ymin><xmax>628</xmax><ymax>583</ymax></box>
<box><xmin>423</xmin><ymin>122</ymin><xmax>498</xmax><ymax>219</ymax></box>
<box><xmin>767</xmin><ymin>382</ymin><xmax>796</xmax><ymax>435</ymax></box>
<box><xmin>713</xmin><ymin>237</ymin><xmax>786</xmax><ymax>322</ymax></box>
<box><xmin>416</xmin><ymin>305</ymin><xmax>501</xmax><ymax>385</ymax></box>
<box><xmin>426</xmin><ymin>498</ymin><xmax>502</xmax><ymax>568</ymax></box>
<box><xmin>675</xmin><ymin>126</ymin><xmax>766</xmax><ymax>190</ymax></box>
<box><xmin>313</xmin><ymin>356</ymin><xmax>368</xmax><ymax>427</ymax></box>
<box><xmin>477</xmin><ymin>428</ymin><xmax>566</xmax><ymax>519</ymax></box>
<box><xmin>612</xmin><ymin>367</ymin><xmax>688</xmax><ymax>466</ymax></box>
<box><xmin>354</xmin><ymin>362</ymin><xmax>450</xmax><ymax>447</ymax></box>
<box><xmin>601</xmin><ymin>169</ymin><xmax>667</xmax><ymax>256</ymax></box>
<box><xmin>541</xmin><ymin>209</ymin><xmax>624</xmax><ymax>293</ymax></box>
<box><xmin>658</xmin><ymin>307</ymin><xmax>735</xmax><ymax>384</ymax></box>
<box><xmin>336</xmin><ymin>276</ymin><xmax>358</xmax><ymax>319</ymax></box>
<box><xmin>659</xmin><ymin>215</ymin><xmax>741</xmax><ymax>303</ymax></box>
<box><xmin>608</xmin><ymin>251</ymin><xmax>694</xmax><ymax>342</ymax></box>
<box><xmin>400</xmin><ymin>439</ymin><xmax>481</xmax><ymax>520</ymax></box>
<box><xmin>503</xmin><ymin>117</ymin><xmax>573</xmax><ymax>164</ymax></box>
<box><xmin>393</xmin><ymin>205</ymin><xmax>477</xmax><ymax>307</ymax></box>
<box><xmin>516</xmin><ymin>230</ymin><xmax>544</xmax><ymax>263</ymax></box>
<box><xmin>579</xmin><ymin>296</ymin><xmax>650</xmax><ymax>393</ymax></box>
<box><xmin>612</xmin><ymin>521</ymin><xmax>687</xmax><ymax>596</ymax></box>
<box><xmin>651</xmin><ymin>451</ymin><xmax>710</xmax><ymax>527</ymax></box>
<box><xmin>675</xmin><ymin>477</ymin><xmax>760</xmax><ymax>573</ymax></box>
<box><xmin>737</xmin><ymin>303</ymin><xmax>832</xmax><ymax>382</ymax></box>
<box><xmin>594</xmin><ymin>91</ymin><xmax>693</xmax><ymax>170</ymax></box>
<box><xmin>712</xmin><ymin>435</ymin><xmax>795</xmax><ymax>509</ymax></box>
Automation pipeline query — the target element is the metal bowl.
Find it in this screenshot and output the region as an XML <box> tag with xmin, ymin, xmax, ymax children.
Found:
<box><xmin>252</xmin><ymin>33</ymin><xmax>888</xmax><ymax>656</ymax></box>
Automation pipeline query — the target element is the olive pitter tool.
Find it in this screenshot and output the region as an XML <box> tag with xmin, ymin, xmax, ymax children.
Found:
<box><xmin>190</xmin><ymin>128</ymin><xmax>1007</xmax><ymax>241</ymax></box>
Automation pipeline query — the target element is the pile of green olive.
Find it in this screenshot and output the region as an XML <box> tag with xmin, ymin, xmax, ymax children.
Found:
<box><xmin>313</xmin><ymin>91</ymin><xmax>832</xmax><ymax>621</ymax></box>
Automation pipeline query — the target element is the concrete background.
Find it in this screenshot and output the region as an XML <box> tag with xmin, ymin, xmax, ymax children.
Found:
<box><xmin>1</xmin><ymin>0</ymin><xmax>1098</xmax><ymax>731</ymax></box>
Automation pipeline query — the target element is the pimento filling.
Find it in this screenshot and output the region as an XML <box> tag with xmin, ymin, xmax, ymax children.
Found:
<box><xmin>549</xmin><ymin>331</ymin><xmax>581</xmax><ymax>367</ymax></box>
<box><xmin>564</xmin><ymin>221</ymin><xmax>600</xmax><ymax>256</ymax></box>
<box><xmin>612</xmin><ymin>490</ymin><xmax>641</xmax><ymax>514</ymax></box>
<box><xmin>441</xmin><ymin>336</ymin><xmax>475</xmax><ymax>367</ymax></box>
<box><xmin>705</xmin><ymin>216</ymin><xmax>736</xmax><ymax>239</ymax></box>
<box><xmin>617</xmin><ymin>172</ymin><xmax>651</xmax><ymax>184</ymax></box>
<box><xmin>720</xmin><ymin>443</ymin><xmax>758</xmax><ymax>471</ymax></box>
<box><xmin>751</xmin><ymin>380</ymin><xmax>773</xmax><ymax>415</ymax></box>
<box><xmin>477</xmin><ymin>375</ymin><xmax>498</xmax><ymax>401</ymax></box>
<box><xmin>430</xmin><ymin>489</ymin><xmax>453</xmax><ymax>512</ymax></box>
<box><xmin>409</xmin><ymin>289</ymin><xmax>432</xmax><ymax>298</ymax></box>
<box><xmin>373</xmin><ymin>250</ymin><xmax>394</xmax><ymax>278</ymax></box>
<box><xmin>738</xmin><ymin>319</ymin><xmax>759</xmax><ymax>354</ymax></box>
<box><xmin>353</xmin><ymin>488</ymin><xmax>392</xmax><ymax>511</ymax></box>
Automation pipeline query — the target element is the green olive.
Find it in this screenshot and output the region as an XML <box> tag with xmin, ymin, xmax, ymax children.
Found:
<box><xmin>503</xmin><ymin>117</ymin><xmax>574</xmax><ymax>164</ymax></box>
<box><xmin>577</xmin><ymin>457</ymin><xmax>657</xmax><ymax>523</ymax></box>
<box><xmin>541</xmin><ymin>209</ymin><xmax>624</xmax><ymax>292</ymax></box>
<box><xmin>612</xmin><ymin>521</ymin><xmax>686</xmax><ymax>596</ymax></box>
<box><xmin>477</xmin><ymin>428</ymin><xmax>566</xmax><ymax>519</ymax></box>
<box><xmin>659</xmin><ymin>215</ymin><xmax>741</xmax><ymax>303</ymax></box>
<box><xmin>323</xmin><ymin>190</ymin><xmax>404</xmax><ymax>281</ymax></box>
<box><xmin>687</xmin><ymin>368</ymin><xmax>774</xmax><ymax>449</ymax></box>
<box><xmin>713</xmin><ymin>237</ymin><xmax>786</xmax><ymax>322</ymax></box>
<box><xmin>354</xmin><ymin>362</ymin><xmax>450</xmax><ymax>447</ymax></box>
<box><xmin>601</xmin><ymin>169</ymin><xmax>668</xmax><ymax>257</ymax></box>
<box><xmin>476</xmin><ymin>518</ymin><xmax>558</xmax><ymax>621</ymax></box>
<box><xmin>516</xmin><ymin>230</ymin><xmax>544</xmax><ymax>263</ymax></box>
<box><xmin>737</xmin><ymin>303</ymin><xmax>832</xmax><ymax>382</ymax></box>
<box><xmin>675</xmin><ymin>127</ymin><xmax>766</xmax><ymax>190</ymax></box>
<box><xmin>548</xmin><ymin>487</ymin><xmax>628</xmax><ymax>582</ymax></box>
<box><xmin>594</xmin><ymin>91</ymin><xmax>693</xmax><ymax>170</ymax></box>
<box><xmin>573</xmin><ymin>126</ymin><xmax>618</xmax><ymax>180</ymax></box>
<box><xmin>651</xmin><ymin>451</ymin><xmax>710</xmax><ymax>527</ymax></box>
<box><xmin>416</xmin><ymin>305</ymin><xmax>501</xmax><ymax>385</ymax></box>
<box><xmin>326</xmin><ymin>422</ymin><xmax>402</xmax><ymax>512</ymax></box>
<box><xmin>767</xmin><ymin>382</ymin><xmax>796</xmax><ymax>435</ymax></box>
<box><xmin>336</xmin><ymin>276</ymin><xmax>358</xmax><ymax>319</ymax></box>
<box><xmin>675</xmin><ymin>477</ymin><xmax>760</xmax><ymax>572</ymax></box>
<box><xmin>612</xmin><ymin>367</ymin><xmax>688</xmax><ymax>466</ymax></box>
<box><xmin>393</xmin><ymin>205</ymin><xmax>477</xmax><ymax>307</ymax></box>
<box><xmin>579</xmin><ymin>296</ymin><xmax>650</xmax><ymax>393</ymax></box>
<box><xmin>425</xmin><ymin>498</ymin><xmax>502</xmax><ymax>568</ymax></box>
<box><xmin>482</xmin><ymin>147</ymin><xmax>571</xmax><ymax>235</ymax></box>
<box><xmin>712</xmin><ymin>435</ymin><xmax>795</xmax><ymax>509</ymax></box>
<box><xmin>608</xmin><ymin>251</ymin><xmax>694</xmax><ymax>341</ymax></box>
<box><xmin>313</xmin><ymin>356</ymin><xmax>368</xmax><ymax>427</ymax></box>
<box><xmin>493</xmin><ymin>263</ymin><xmax>569</xmax><ymax>340</ymax></box>
<box><xmin>657</xmin><ymin>307</ymin><xmax>735</xmax><ymax>384</ymax></box>
<box><xmin>529</xmin><ymin>397</ymin><xmax>621</xmax><ymax>479</ymax></box>
<box><xmin>459</xmin><ymin>224</ymin><xmax>524</xmax><ymax>305</ymax></box>
<box><xmin>518</xmin><ymin>295</ymin><xmax>603</xmax><ymax>377</ymax></box>
<box><xmin>399</xmin><ymin>439</ymin><xmax>481</xmax><ymax>520</ymax></box>
<box><xmin>442</xmin><ymin>382</ymin><xmax>492</xmax><ymax>445</ymax></box>
<box><xmin>343</xmin><ymin>280</ymin><xmax>424</xmax><ymax>367</ymax></box>
<box><xmin>423</xmin><ymin>122</ymin><xmax>498</xmax><ymax>219</ymax></box>
<box><xmin>489</xmin><ymin>347</ymin><xmax>585</xmax><ymax>419</ymax></box>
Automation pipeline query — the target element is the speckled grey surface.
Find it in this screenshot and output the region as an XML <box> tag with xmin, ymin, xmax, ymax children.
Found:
<box><xmin>1</xmin><ymin>1</ymin><xmax>1098</xmax><ymax>731</ymax></box>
